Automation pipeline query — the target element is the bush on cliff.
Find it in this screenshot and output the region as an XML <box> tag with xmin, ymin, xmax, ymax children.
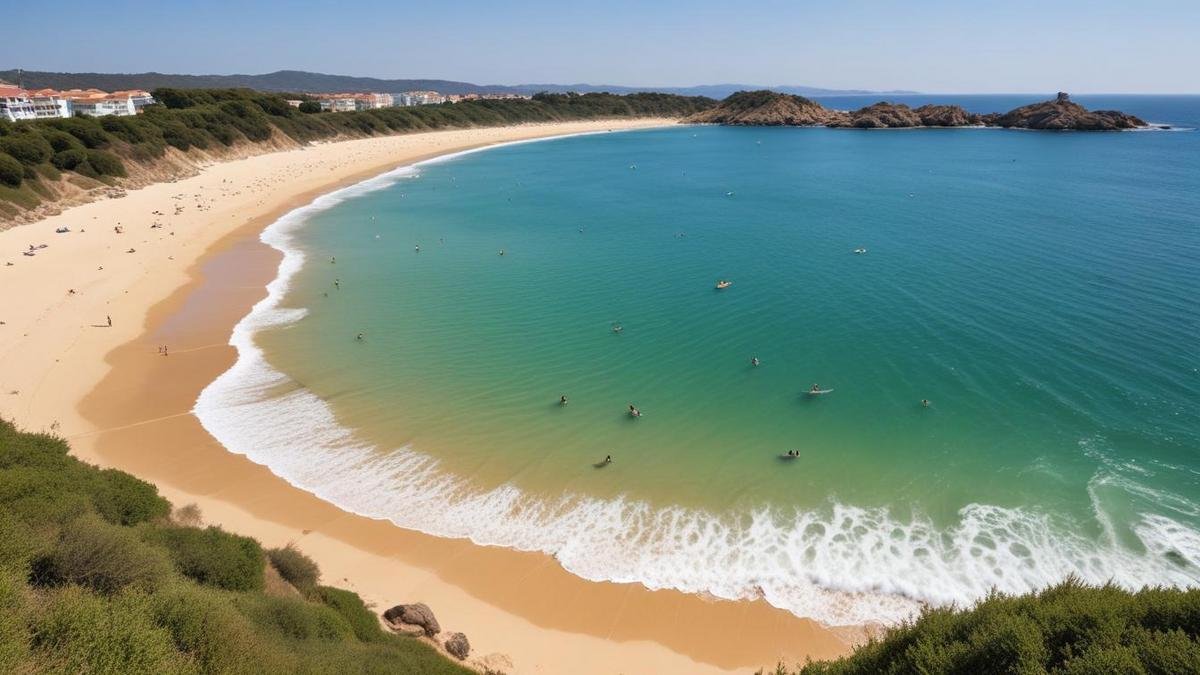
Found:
<box><xmin>0</xmin><ymin>153</ymin><xmax>22</xmax><ymax>187</ymax></box>
<box><xmin>147</xmin><ymin>524</ymin><xmax>265</xmax><ymax>592</ymax></box>
<box><xmin>786</xmin><ymin>579</ymin><xmax>1200</xmax><ymax>675</ymax></box>
<box><xmin>85</xmin><ymin>149</ymin><xmax>126</xmax><ymax>177</ymax></box>
<box><xmin>0</xmin><ymin>419</ymin><xmax>472</xmax><ymax>674</ymax></box>
<box><xmin>0</xmin><ymin>134</ymin><xmax>52</xmax><ymax>166</ymax></box>
<box><xmin>267</xmin><ymin>542</ymin><xmax>321</xmax><ymax>594</ymax></box>
<box><xmin>34</xmin><ymin>514</ymin><xmax>171</xmax><ymax>594</ymax></box>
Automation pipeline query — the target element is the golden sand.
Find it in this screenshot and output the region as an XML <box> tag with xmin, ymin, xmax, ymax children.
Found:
<box><xmin>0</xmin><ymin>120</ymin><xmax>856</xmax><ymax>674</ymax></box>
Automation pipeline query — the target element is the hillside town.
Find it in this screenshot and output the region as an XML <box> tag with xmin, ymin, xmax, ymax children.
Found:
<box><xmin>1</xmin><ymin>80</ymin><xmax>532</xmax><ymax>121</ymax></box>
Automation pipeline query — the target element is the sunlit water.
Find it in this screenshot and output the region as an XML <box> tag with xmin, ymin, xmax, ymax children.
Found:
<box><xmin>197</xmin><ymin>96</ymin><xmax>1200</xmax><ymax>624</ymax></box>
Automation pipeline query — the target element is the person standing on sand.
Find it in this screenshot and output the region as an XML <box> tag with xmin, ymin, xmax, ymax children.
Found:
<box><xmin>106</xmin><ymin>315</ymin><xmax>112</xmax><ymax>328</ymax></box>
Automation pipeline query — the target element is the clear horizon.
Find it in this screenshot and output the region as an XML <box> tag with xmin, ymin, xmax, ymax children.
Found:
<box><xmin>4</xmin><ymin>0</ymin><xmax>1199</xmax><ymax>94</ymax></box>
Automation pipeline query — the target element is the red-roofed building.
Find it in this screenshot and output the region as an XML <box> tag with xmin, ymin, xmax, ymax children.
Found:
<box><xmin>0</xmin><ymin>83</ymin><xmax>37</xmax><ymax>121</ymax></box>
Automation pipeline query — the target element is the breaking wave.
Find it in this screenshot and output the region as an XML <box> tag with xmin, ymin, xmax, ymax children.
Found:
<box><xmin>194</xmin><ymin>137</ymin><xmax>1200</xmax><ymax>627</ymax></box>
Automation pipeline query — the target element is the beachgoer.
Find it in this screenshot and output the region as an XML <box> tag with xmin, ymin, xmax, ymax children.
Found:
<box><xmin>751</xmin><ymin>357</ymin><xmax>760</xmax><ymax>367</ymax></box>
<box><xmin>334</xmin><ymin>278</ymin><xmax>340</xmax><ymax>289</ymax></box>
<box><xmin>605</xmin><ymin>455</ymin><xmax>612</xmax><ymax>463</ymax></box>
<box><xmin>560</xmin><ymin>395</ymin><xmax>568</xmax><ymax>405</ymax></box>
<box><xmin>921</xmin><ymin>399</ymin><xmax>930</xmax><ymax>408</ymax></box>
<box><xmin>356</xmin><ymin>333</ymin><xmax>364</xmax><ymax>341</ymax></box>
<box><xmin>106</xmin><ymin>315</ymin><xmax>112</xmax><ymax>327</ymax></box>
<box><xmin>811</xmin><ymin>384</ymin><xmax>821</xmax><ymax>393</ymax></box>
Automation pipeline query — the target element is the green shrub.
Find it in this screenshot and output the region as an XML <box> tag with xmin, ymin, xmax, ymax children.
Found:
<box><xmin>298</xmin><ymin>100</ymin><xmax>322</xmax><ymax>114</ymax></box>
<box><xmin>267</xmin><ymin>543</ymin><xmax>320</xmax><ymax>594</ymax></box>
<box><xmin>0</xmin><ymin>508</ymin><xmax>40</xmax><ymax>575</ymax></box>
<box><xmin>0</xmin><ymin>135</ymin><xmax>52</xmax><ymax>165</ymax></box>
<box><xmin>39</xmin><ymin>129</ymin><xmax>84</xmax><ymax>153</ymax></box>
<box><xmin>51</xmin><ymin>148</ymin><xmax>87</xmax><ymax>171</ymax></box>
<box><xmin>149</xmin><ymin>525</ymin><xmax>264</xmax><ymax>591</ymax></box>
<box><xmin>235</xmin><ymin>593</ymin><xmax>354</xmax><ymax>642</ymax></box>
<box><xmin>0</xmin><ymin>152</ymin><xmax>21</xmax><ymax>187</ymax></box>
<box><xmin>798</xmin><ymin>581</ymin><xmax>1200</xmax><ymax>675</ymax></box>
<box><xmin>90</xmin><ymin>468</ymin><xmax>170</xmax><ymax>526</ymax></box>
<box><xmin>37</xmin><ymin>514</ymin><xmax>170</xmax><ymax>594</ymax></box>
<box><xmin>85</xmin><ymin>149</ymin><xmax>126</xmax><ymax>177</ymax></box>
<box><xmin>150</xmin><ymin>582</ymin><xmax>283</xmax><ymax>672</ymax></box>
<box><xmin>53</xmin><ymin>117</ymin><xmax>109</xmax><ymax>148</ymax></box>
<box><xmin>0</xmin><ymin>570</ymin><xmax>29</xmax><ymax>672</ymax></box>
<box><xmin>30</xmin><ymin>585</ymin><xmax>188</xmax><ymax>674</ymax></box>
<box><xmin>318</xmin><ymin>586</ymin><xmax>385</xmax><ymax>643</ymax></box>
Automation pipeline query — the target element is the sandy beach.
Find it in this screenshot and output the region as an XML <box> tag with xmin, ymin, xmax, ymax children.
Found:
<box><xmin>0</xmin><ymin>120</ymin><xmax>856</xmax><ymax>674</ymax></box>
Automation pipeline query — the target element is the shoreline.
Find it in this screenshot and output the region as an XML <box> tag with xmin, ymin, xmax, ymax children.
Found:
<box><xmin>0</xmin><ymin>120</ymin><xmax>858</xmax><ymax>674</ymax></box>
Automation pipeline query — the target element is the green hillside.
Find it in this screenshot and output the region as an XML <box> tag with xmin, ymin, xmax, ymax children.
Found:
<box><xmin>0</xmin><ymin>419</ymin><xmax>473</xmax><ymax>674</ymax></box>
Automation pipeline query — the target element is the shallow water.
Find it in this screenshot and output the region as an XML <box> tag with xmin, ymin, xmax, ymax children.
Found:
<box><xmin>198</xmin><ymin>110</ymin><xmax>1200</xmax><ymax>625</ymax></box>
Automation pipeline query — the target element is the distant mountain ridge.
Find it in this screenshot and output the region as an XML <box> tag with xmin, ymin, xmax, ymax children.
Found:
<box><xmin>0</xmin><ymin>69</ymin><xmax>915</xmax><ymax>98</ymax></box>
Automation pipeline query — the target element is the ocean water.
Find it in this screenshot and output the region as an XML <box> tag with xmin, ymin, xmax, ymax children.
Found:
<box><xmin>197</xmin><ymin>103</ymin><xmax>1200</xmax><ymax>625</ymax></box>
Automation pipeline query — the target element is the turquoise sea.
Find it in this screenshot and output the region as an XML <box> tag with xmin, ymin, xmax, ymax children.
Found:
<box><xmin>197</xmin><ymin>96</ymin><xmax>1200</xmax><ymax>625</ymax></box>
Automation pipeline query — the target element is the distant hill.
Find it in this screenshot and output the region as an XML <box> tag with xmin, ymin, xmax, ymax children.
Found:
<box><xmin>0</xmin><ymin>69</ymin><xmax>916</xmax><ymax>98</ymax></box>
<box><xmin>520</xmin><ymin>83</ymin><xmax>919</xmax><ymax>98</ymax></box>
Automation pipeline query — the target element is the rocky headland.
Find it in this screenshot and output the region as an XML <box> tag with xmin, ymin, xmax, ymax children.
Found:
<box><xmin>684</xmin><ymin>91</ymin><xmax>1146</xmax><ymax>130</ymax></box>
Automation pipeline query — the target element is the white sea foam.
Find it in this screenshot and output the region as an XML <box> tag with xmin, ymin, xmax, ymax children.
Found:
<box><xmin>195</xmin><ymin>135</ymin><xmax>1200</xmax><ymax>627</ymax></box>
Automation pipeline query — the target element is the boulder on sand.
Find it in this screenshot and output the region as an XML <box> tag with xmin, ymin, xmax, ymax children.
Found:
<box><xmin>444</xmin><ymin>632</ymin><xmax>471</xmax><ymax>660</ymax></box>
<box><xmin>383</xmin><ymin>603</ymin><xmax>441</xmax><ymax>637</ymax></box>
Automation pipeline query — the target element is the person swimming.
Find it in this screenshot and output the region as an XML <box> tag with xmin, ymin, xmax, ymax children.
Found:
<box><xmin>751</xmin><ymin>357</ymin><xmax>760</xmax><ymax>367</ymax></box>
<box><xmin>560</xmin><ymin>395</ymin><xmax>568</xmax><ymax>405</ymax></box>
<box><xmin>628</xmin><ymin>404</ymin><xmax>641</xmax><ymax>417</ymax></box>
<box><xmin>604</xmin><ymin>455</ymin><xmax>612</xmax><ymax>464</ymax></box>
<box><xmin>356</xmin><ymin>333</ymin><xmax>364</xmax><ymax>341</ymax></box>
<box><xmin>921</xmin><ymin>399</ymin><xmax>930</xmax><ymax>408</ymax></box>
<box><xmin>811</xmin><ymin>384</ymin><xmax>821</xmax><ymax>393</ymax></box>
<box><xmin>612</xmin><ymin>324</ymin><xmax>623</xmax><ymax>333</ymax></box>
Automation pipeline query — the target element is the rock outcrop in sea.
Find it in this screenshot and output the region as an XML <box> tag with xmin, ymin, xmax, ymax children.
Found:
<box><xmin>993</xmin><ymin>92</ymin><xmax>1145</xmax><ymax>130</ymax></box>
<box><xmin>684</xmin><ymin>90</ymin><xmax>1144</xmax><ymax>131</ymax></box>
<box><xmin>683</xmin><ymin>90</ymin><xmax>849</xmax><ymax>126</ymax></box>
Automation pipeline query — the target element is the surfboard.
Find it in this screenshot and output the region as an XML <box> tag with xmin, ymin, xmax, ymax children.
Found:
<box><xmin>807</xmin><ymin>389</ymin><xmax>834</xmax><ymax>395</ymax></box>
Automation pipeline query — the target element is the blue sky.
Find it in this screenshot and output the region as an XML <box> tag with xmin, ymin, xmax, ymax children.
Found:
<box><xmin>5</xmin><ymin>0</ymin><xmax>1198</xmax><ymax>93</ymax></box>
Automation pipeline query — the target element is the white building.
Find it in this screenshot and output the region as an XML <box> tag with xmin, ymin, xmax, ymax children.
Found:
<box><xmin>0</xmin><ymin>84</ymin><xmax>37</xmax><ymax>121</ymax></box>
<box><xmin>1</xmin><ymin>83</ymin><xmax>157</xmax><ymax>121</ymax></box>
<box><xmin>395</xmin><ymin>91</ymin><xmax>447</xmax><ymax>106</ymax></box>
<box><xmin>318</xmin><ymin>97</ymin><xmax>358</xmax><ymax>113</ymax></box>
<box><xmin>28</xmin><ymin>90</ymin><xmax>74</xmax><ymax>119</ymax></box>
<box><xmin>314</xmin><ymin>92</ymin><xmax>394</xmax><ymax>112</ymax></box>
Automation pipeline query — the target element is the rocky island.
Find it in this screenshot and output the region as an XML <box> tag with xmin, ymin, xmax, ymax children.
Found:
<box><xmin>685</xmin><ymin>91</ymin><xmax>1147</xmax><ymax>130</ymax></box>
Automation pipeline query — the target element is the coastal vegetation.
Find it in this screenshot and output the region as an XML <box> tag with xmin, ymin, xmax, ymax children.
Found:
<box><xmin>0</xmin><ymin>419</ymin><xmax>472</xmax><ymax>674</ymax></box>
<box><xmin>0</xmin><ymin>87</ymin><xmax>713</xmax><ymax>221</ymax></box>
<box><xmin>770</xmin><ymin>580</ymin><xmax>1200</xmax><ymax>674</ymax></box>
